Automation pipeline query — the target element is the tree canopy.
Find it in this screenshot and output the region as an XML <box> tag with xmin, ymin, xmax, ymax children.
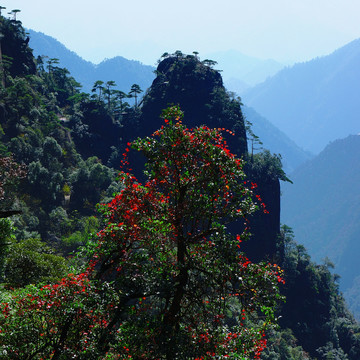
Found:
<box><xmin>0</xmin><ymin>107</ymin><xmax>284</xmax><ymax>359</ymax></box>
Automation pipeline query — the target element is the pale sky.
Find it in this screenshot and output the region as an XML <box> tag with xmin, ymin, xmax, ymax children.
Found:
<box><xmin>2</xmin><ymin>0</ymin><xmax>360</xmax><ymax>65</ymax></box>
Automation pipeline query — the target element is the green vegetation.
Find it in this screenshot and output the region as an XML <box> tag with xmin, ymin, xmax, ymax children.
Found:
<box><xmin>0</xmin><ymin>13</ymin><xmax>359</xmax><ymax>359</ymax></box>
<box><xmin>3</xmin><ymin>237</ymin><xmax>68</xmax><ymax>287</ymax></box>
<box><xmin>0</xmin><ymin>107</ymin><xmax>286</xmax><ymax>358</ymax></box>
<box><xmin>0</xmin><ymin>13</ymin><xmax>129</xmax><ymax>282</ymax></box>
<box><xmin>275</xmin><ymin>226</ymin><xmax>360</xmax><ymax>359</ymax></box>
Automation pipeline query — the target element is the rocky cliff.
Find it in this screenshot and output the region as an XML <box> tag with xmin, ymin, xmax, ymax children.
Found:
<box><xmin>128</xmin><ymin>52</ymin><xmax>282</xmax><ymax>261</ymax></box>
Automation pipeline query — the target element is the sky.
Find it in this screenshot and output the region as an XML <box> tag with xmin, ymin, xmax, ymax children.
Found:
<box><xmin>2</xmin><ymin>0</ymin><xmax>360</xmax><ymax>66</ymax></box>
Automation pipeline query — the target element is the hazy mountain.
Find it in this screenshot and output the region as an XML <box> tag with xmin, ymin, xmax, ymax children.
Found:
<box><xmin>27</xmin><ymin>29</ymin><xmax>155</xmax><ymax>94</ymax></box>
<box><xmin>243</xmin><ymin>39</ymin><xmax>360</xmax><ymax>154</ymax></box>
<box><xmin>243</xmin><ymin>106</ymin><xmax>313</xmax><ymax>173</ymax></box>
<box><xmin>281</xmin><ymin>134</ymin><xmax>360</xmax><ymax>318</ymax></box>
<box><xmin>207</xmin><ymin>49</ymin><xmax>285</xmax><ymax>93</ymax></box>
<box><xmin>224</xmin><ymin>77</ymin><xmax>251</xmax><ymax>96</ymax></box>
<box><xmin>3</xmin><ymin>14</ymin><xmax>360</xmax><ymax>356</ymax></box>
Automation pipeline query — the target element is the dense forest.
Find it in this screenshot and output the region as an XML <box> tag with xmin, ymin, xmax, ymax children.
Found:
<box><xmin>0</xmin><ymin>12</ymin><xmax>360</xmax><ymax>359</ymax></box>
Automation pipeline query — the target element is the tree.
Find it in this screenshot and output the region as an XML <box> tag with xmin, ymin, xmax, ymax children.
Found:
<box><xmin>175</xmin><ymin>50</ymin><xmax>183</xmax><ymax>58</ymax></box>
<box><xmin>8</xmin><ymin>9</ymin><xmax>20</xmax><ymax>21</ymax></box>
<box><xmin>0</xmin><ymin>30</ymin><xmax>4</xmax><ymax>87</ymax></box>
<box><xmin>129</xmin><ymin>83</ymin><xmax>143</xmax><ymax>107</ymax></box>
<box><xmin>0</xmin><ymin>156</ymin><xmax>26</xmax><ymax>280</ymax></box>
<box><xmin>46</xmin><ymin>57</ymin><xmax>59</xmax><ymax>74</ymax></box>
<box><xmin>0</xmin><ymin>217</ymin><xmax>14</xmax><ymax>279</ymax></box>
<box><xmin>0</xmin><ymin>107</ymin><xmax>283</xmax><ymax>359</ymax></box>
<box><xmin>4</xmin><ymin>237</ymin><xmax>68</xmax><ymax>287</ymax></box>
<box><xmin>113</xmin><ymin>90</ymin><xmax>128</xmax><ymax>110</ymax></box>
<box><xmin>202</xmin><ymin>59</ymin><xmax>218</xmax><ymax>68</ymax></box>
<box><xmin>35</xmin><ymin>55</ymin><xmax>45</xmax><ymax>74</ymax></box>
<box><xmin>91</xmin><ymin>80</ymin><xmax>104</xmax><ymax>102</ymax></box>
<box><xmin>245</xmin><ymin>119</ymin><xmax>263</xmax><ymax>161</ymax></box>
<box><xmin>103</xmin><ymin>80</ymin><xmax>116</xmax><ymax>110</ymax></box>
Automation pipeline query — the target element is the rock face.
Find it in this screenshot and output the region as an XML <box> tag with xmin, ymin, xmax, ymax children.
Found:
<box><xmin>246</xmin><ymin>174</ymin><xmax>281</xmax><ymax>262</ymax></box>
<box><xmin>138</xmin><ymin>54</ymin><xmax>247</xmax><ymax>157</ymax></box>
<box><xmin>134</xmin><ymin>53</ymin><xmax>281</xmax><ymax>261</ymax></box>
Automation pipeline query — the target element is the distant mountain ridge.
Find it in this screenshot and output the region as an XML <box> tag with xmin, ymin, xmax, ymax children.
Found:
<box><xmin>207</xmin><ymin>49</ymin><xmax>285</xmax><ymax>93</ymax></box>
<box><xmin>28</xmin><ymin>30</ymin><xmax>286</xmax><ymax>99</ymax></box>
<box><xmin>243</xmin><ymin>38</ymin><xmax>360</xmax><ymax>154</ymax></box>
<box><xmin>243</xmin><ymin>105</ymin><xmax>312</xmax><ymax>173</ymax></box>
<box><xmin>27</xmin><ymin>29</ymin><xmax>155</xmax><ymax>94</ymax></box>
<box><xmin>207</xmin><ymin>49</ymin><xmax>284</xmax><ymax>84</ymax></box>
<box><xmin>281</xmin><ymin>134</ymin><xmax>360</xmax><ymax>318</ymax></box>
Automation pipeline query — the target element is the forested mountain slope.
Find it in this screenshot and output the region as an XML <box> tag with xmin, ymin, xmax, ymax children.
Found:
<box><xmin>0</xmin><ymin>15</ymin><xmax>360</xmax><ymax>359</ymax></box>
<box><xmin>243</xmin><ymin>38</ymin><xmax>360</xmax><ymax>154</ymax></box>
<box><xmin>281</xmin><ymin>134</ymin><xmax>360</xmax><ymax>320</ymax></box>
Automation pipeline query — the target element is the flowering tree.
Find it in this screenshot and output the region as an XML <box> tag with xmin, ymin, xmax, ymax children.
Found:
<box><xmin>0</xmin><ymin>106</ymin><xmax>284</xmax><ymax>359</ymax></box>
